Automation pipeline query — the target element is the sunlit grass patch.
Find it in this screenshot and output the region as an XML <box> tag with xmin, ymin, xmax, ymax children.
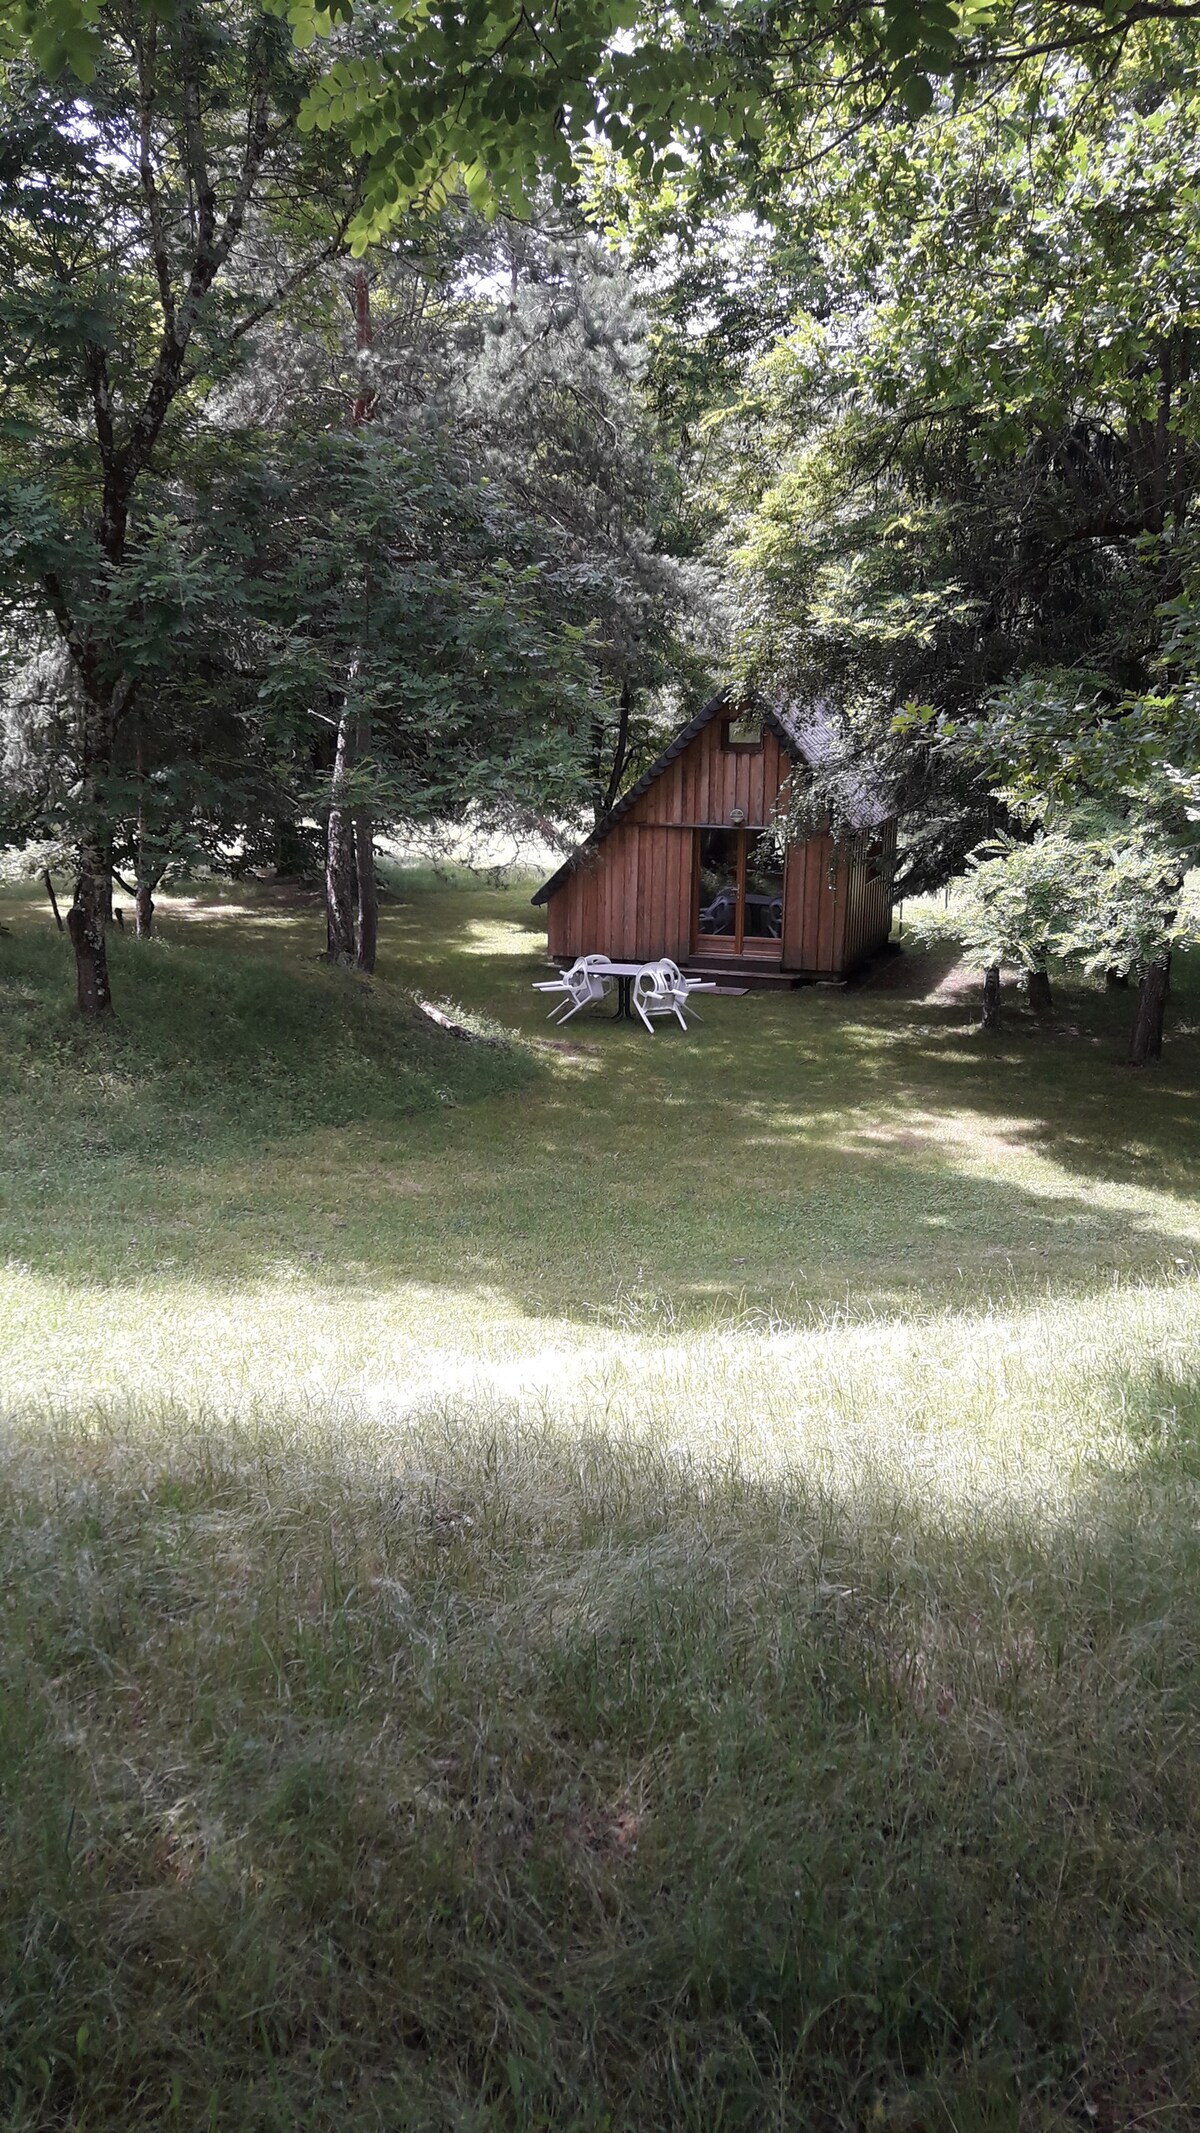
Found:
<box><xmin>2</xmin><ymin>873</ymin><xmax>1200</xmax><ymax>2128</ymax></box>
<box><xmin>4</xmin><ymin>1284</ymin><xmax>1200</xmax><ymax>2129</ymax></box>
<box><xmin>0</xmin><ymin>900</ymin><xmax>531</xmax><ymax>1156</ymax></box>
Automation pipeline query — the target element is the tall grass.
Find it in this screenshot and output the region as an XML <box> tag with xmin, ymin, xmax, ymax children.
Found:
<box><xmin>4</xmin><ymin>1280</ymin><xmax>1200</xmax><ymax>2130</ymax></box>
<box><xmin>3</xmin><ymin>877</ymin><xmax>1200</xmax><ymax>2128</ymax></box>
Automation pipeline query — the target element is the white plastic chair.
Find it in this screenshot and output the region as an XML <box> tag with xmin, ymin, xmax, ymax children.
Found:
<box><xmin>533</xmin><ymin>955</ymin><xmax>613</xmax><ymax>1023</ymax></box>
<box><xmin>654</xmin><ymin>959</ymin><xmax>715</xmax><ymax>1017</ymax></box>
<box><xmin>555</xmin><ymin>962</ymin><xmax>614</xmax><ymax>1023</ymax></box>
<box><xmin>532</xmin><ymin>969</ymin><xmax>574</xmax><ymax>1015</ymax></box>
<box><xmin>633</xmin><ymin>960</ymin><xmax>693</xmax><ymax>1033</ymax></box>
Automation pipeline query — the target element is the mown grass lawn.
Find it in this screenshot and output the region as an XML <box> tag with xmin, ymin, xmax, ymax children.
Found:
<box><xmin>3</xmin><ymin>865</ymin><xmax>1200</xmax><ymax>2132</ymax></box>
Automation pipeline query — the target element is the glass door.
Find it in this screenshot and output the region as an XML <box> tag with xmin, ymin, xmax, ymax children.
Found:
<box><xmin>742</xmin><ymin>830</ymin><xmax>785</xmax><ymax>956</ymax></box>
<box><xmin>693</xmin><ymin>829</ymin><xmax>785</xmax><ymax>955</ymax></box>
<box><xmin>695</xmin><ymin>828</ymin><xmax>740</xmax><ymax>946</ymax></box>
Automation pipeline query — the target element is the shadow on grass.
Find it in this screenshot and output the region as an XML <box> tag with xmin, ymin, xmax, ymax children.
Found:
<box><xmin>3</xmin><ymin>1350</ymin><xmax>1200</xmax><ymax>2131</ymax></box>
<box><xmin>2</xmin><ymin>877</ymin><xmax>1199</xmax><ymax>1322</ymax></box>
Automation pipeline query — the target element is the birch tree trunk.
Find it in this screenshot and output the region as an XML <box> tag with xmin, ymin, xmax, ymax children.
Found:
<box><xmin>325</xmin><ymin>691</ymin><xmax>358</xmax><ymax>963</ymax></box>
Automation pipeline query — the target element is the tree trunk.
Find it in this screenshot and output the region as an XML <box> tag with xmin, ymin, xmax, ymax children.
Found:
<box><xmin>325</xmin><ymin>694</ymin><xmax>358</xmax><ymax>963</ymax></box>
<box><xmin>69</xmin><ymin>686</ymin><xmax>118</xmax><ymax>1015</ymax></box>
<box><xmin>67</xmin><ymin>854</ymin><xmax>113</xmax><ymax>1016</ymax></box>
<box><xmin>351</xmin><ymin>264</ymin><xmax>375</xmax><ymax>426</ymax></box>
<box><xmin>344</xmin><ymin>268</ymin><xmax>377</xmax><ymax>971</ymax></box>
<box><xmin>1129</xmin><ymin>958</ymin><xmax>1169</xmax><ymax>1065</ymax></box>
<box><xmin>42</xmin><ymin>869</ymin><xmax>64</xmax><ymax>933</ymax></box>
<box><xmin>132</xmin><ymin>718</ymin><xmax>156</xmax><ymax>938</ymax></box>
<box><xmin>590</xmin><ymin>679</ymin><xmax>635</xmax><ymax>825</ymax></box>
<box><xmin>351</xmin><ymin>264</ymin><xmax>376</xmax><ymax>428</ymax></box>
<box><xmin>351</xmin><ymin>692</ymin><xmax>376</xmax><ymax>972</ymax></box>
<box><xmin>605</xmin><ymin>677</ymin><xmax>634</xmax><ymax>815</ymax></box>
<box><xmin>588</xmin><ymin>714</ymin><xmax>607</xmax><ymax>826</ymax></box>
<box><xmin>325</xmin><ymin>812</ymin><xmax>355</xmax><ymax>962</ymax></box>
<box><xmin>1027</xmin><ymin>966</ymin><xmax>1053</xmax><ymax>1017</ymax></box>
<box><xmin>354</xmin><ymin>810</ymin><xmax>377</xmax><ymax>974</ymax></box>
<box><xmin>981</xmin><ymin>963</ymin><xmax>1001</xmax><ymax>1030</ymax></box>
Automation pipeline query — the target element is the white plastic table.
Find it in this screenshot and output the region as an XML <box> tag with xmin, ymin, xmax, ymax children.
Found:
<box><xmin>552</xmin><ymin>957</ymin><xmax>713</xmax><ymax>1022</ymax></box>
<box><xmin>587</xmin><ymin>958</ymin><xmax>656</xmax><ymax>1020</ymax></box>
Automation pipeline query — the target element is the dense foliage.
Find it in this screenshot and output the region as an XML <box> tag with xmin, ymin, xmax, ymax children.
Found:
<box><xmin>3</xmin><ymin>0</ymin><xmax>1199</xmax><ymax>1058</ymax></box>
<box><xmin>657</xmin><ymin>24</ymin><xmax>1200</xmax><ymax>1052</ymax></box>
<box><xmin>12</xmin><ymin>0</ymin><xmax>1173</xmax><ymax>233</ymax></box>
<box><xmin>0</xmin><ymin>9</ymin><xmax>700</xmax><ymax>1002</ymax></box>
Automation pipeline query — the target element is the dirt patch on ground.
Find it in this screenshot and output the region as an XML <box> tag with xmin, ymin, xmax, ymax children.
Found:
<box><xmin>923</xmin><ymin>958</ymin><xmax>984</xmax><ymax>1006</ymax></box>
<box><xmin>853</xmin><ymin>947</ymin><xmax>978</xmax><ymax>1004</ymax></box>
<box><xmin>537</xmin><ymin>1035</ymin><xmax>595</xmax><ymax>1063</ymax></box>
<box><xmin>570</xmin><ymin>1801</ymin><xmax>643</xmax><ymax>1863</ymax></box>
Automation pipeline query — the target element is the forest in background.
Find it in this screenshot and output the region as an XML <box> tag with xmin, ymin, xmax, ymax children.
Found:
<box><xmin>6</xmin><ymin>12</ymin><xmax>1200</xmax><ymax>2128</ymax></box>
<box><xmin>1</xmin><ymin>0</ymin><xmax>1199</xmax><ymax>1058</ymax></box>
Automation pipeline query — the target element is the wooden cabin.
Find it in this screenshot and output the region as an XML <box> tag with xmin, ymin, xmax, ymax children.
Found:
<box><xmin>532</xmin><ymin>691</ymin><xmax>897</xmax><ymax>986</ymax></box>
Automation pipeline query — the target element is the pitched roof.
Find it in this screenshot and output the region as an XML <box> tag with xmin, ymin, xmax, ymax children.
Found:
<box><xmin>530</xmin><ymin>688</ymin><xmax>891</xmax><ymax>906</ymax></box>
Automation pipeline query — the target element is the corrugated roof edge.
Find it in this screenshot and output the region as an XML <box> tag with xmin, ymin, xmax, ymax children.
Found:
<box><xmin>531</xmin><ymin>688</ymin><xmax>891</xmax><ymax>906</ymax></box>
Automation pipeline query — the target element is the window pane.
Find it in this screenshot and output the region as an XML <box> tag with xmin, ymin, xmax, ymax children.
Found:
<box><xmin>697</xmin><ymin>828</ymin><xmax>739</xmax><ymax>936</ymax></box>
<box><xmin>743</xmin><ymin>833</ymin><xmax>784</xmax><ymax>940</ymax></box>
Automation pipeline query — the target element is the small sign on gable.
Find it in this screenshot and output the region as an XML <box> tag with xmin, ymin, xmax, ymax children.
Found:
<box><xmin>722</xmin><ymin>712</ymin><xmax>763</xmax><ymax>751</ymax></box>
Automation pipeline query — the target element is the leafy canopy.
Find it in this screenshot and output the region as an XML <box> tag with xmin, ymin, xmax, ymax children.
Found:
<box><xmin>10</xmin><ymin>0</ymin><xmax>1198</xmax><ymax>249</ymax></box>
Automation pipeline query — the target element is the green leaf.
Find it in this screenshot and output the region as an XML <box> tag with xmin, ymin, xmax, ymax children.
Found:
<box><xmin>899</xmin><ymin>69</ymin><xmax>934</xmax><ymax>116</ymax></box>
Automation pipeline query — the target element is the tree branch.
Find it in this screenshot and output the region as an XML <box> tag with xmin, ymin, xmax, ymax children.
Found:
<box><xmin>39</xmin><ymin>569</ymin><xmax>114</xmax><ymax>721</ymax></box>
<box><xmin>119</xmin><ymin>44</ymin><xmax>275</xmax><ymax>515</ymax></box>
<box><xmin>83</xmin><ymin>340</ymin><xmax>117</xmax><ymax>475</ymax></box>
<box><xmin>135</xmin><ymin>17</ymin><xmax>177</xmax><ymax>341</ymax></box>
<box><xmin>223</xmin><ymin>211</ymin><xmax>358</xmax><ymax>348</ymax></box>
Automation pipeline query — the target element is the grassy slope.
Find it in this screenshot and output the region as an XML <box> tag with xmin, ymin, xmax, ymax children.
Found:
<box><xmin>2</xmin><ymin>873</ymin><xmax>1200</xmax><ymax>2132</ymax></box>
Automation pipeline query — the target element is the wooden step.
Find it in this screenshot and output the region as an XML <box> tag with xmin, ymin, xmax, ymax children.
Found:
<box><xmin>681</xmin><ymin>958</ymin><xmax>801</xmax><ymax>993</ymax></box>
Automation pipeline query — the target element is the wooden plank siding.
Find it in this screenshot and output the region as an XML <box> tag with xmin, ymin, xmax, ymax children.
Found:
<box><xmin>624</xmin><ymin>714</ymin><xmax>788</xmax><ymax>829</ymax></box>
<box><xmin>547</xmin><ymin>824</ymin><xmax>691</xmax><ymax>962</ymax></box>
<box><xmin>544</xmin><ymin>711</ymin><xmax>894</xmax><ymax>976</ymax></box>
<box><xmin>781</xmin><ymin>834</ymin><xmax>833</xmax><ymax>972</ymax></box>
<box><xmin>834</xmin><ymin>818</ymin><xmax>897</xmax><ymax>974</ymax></box>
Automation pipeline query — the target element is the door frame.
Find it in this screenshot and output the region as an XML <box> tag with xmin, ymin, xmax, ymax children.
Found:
<box><xmin>692</xmin><ymin>827</ymin><xmax>781</xmax><ymax>958</ymax></box>
<box><xmin>692</xmin><ymin>826</ymin><xmax>741</xmax><ymax>954</ymax></box>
